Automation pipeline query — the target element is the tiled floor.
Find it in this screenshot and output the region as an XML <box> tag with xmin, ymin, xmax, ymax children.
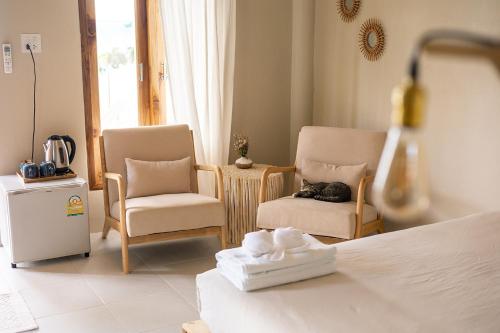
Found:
<box><xmin>0</xmin><ymin>231</ymin><xmax>221</xmax><ymax>333</ymax></box>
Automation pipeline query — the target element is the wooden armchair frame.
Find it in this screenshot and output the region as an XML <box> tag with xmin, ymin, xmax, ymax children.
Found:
<box><xmin>99</xmin><ymin>137</ymin><xmax>226</xmax><ymax>273</ymax></box>
<box><xmin>258</xmin><ymin>165</ymin><xmax>383</xmax><ymax>243</ymax></box>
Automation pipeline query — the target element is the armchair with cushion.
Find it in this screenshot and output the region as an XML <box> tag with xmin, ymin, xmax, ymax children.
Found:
<box><xmin>257</xmin><ymin>126</ymin><xmax>386</xmax><ymax>243</ymax></box>
<box><xmin>100</xmin><ymin>125</ymin><xmax>226</xmax><ymax>273</ymax></box>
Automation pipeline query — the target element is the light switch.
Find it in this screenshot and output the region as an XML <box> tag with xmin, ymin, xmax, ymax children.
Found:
<box><xmin>21</xmin><ymin>34</ymin><xmax>42</xmax><ymax>53</ymax></box>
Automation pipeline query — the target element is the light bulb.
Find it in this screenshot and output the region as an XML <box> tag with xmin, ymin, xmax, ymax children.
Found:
<box><xmin>373</xmin><ymin>126</ymin><xmax>429</xmax><ymax>221</ymax></box>
<box><xmin>373</xmin><ymin>78</ymin><xmax>429</xmax><ymax>221</ymax></box>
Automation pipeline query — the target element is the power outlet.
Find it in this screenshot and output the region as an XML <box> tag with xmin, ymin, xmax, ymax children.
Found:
<box><xmin>21</xmin><ymin>34</ymin><xmax>42</xmax><ymax>54</ymax></box>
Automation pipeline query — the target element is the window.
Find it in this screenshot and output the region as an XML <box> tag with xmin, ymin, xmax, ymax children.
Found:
<box><xmin>79</xmin><ymin>0</ymin><xmax>165</xmax><ymax>190</ymax></box>
<box><xmin>95</xmin><ymin>0</ymin><xmax>139</xmax><ymax>129</ymax></box>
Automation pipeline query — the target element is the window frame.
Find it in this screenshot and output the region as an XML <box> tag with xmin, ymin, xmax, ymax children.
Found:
<box><xmin>78</xmin><ymin>0</ymin><xmax>164</xmax><ymax>190</ymax></box>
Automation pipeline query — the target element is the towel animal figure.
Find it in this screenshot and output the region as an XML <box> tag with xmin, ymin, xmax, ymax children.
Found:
<box><xmin>273</xmin><ymin>227</ymin><xmax>306</xmax><ymax>249</ymax></box>
<box><xmin>242</xmin><ymin>228</ymin><xmax>308</xmax><ymax>260</ymax></box>
<box><xmin>242</xmin><ymin>230</ymin><xmax>274</xmax><ymax>257</ymax></box>
<box><xmin>294</xmin><ymin>179</ymin><xmax>351</xmax><ymax>203</ymax></box>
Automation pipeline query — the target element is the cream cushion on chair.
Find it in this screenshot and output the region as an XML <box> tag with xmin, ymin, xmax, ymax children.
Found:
<box><xmin>257</xmin><ymin>197</ymin><xmax>378</xmax><ymax>240</ymax></box>
<box><xmin>111</xmin><ymin>193</ymin><xmax>225</xmax><ymax>237</ymax></box>
<box><xmin>125</xmin><ymin>157</ymin><xmax>192</xmax><ymax>199</ymax></box>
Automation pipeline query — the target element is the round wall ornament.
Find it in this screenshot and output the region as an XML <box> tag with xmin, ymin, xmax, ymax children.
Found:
<box><xmin>337</xmin><ymin>0</ymin><xmax>361</xmax><ymax>22</ymax></box>
<box><xmin>359</xmin><ymin>18</ymin><xmax>385</xmax><ymax>61</ymax></box>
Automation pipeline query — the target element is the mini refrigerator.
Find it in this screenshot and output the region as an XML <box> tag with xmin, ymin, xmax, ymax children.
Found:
<box><xmin>0</xmin><ymin>175</ymin><xmax>90</xmax><ymax>267</ymax></box>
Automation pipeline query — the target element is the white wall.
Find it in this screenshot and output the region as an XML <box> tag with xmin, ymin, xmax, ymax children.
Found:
<box><xmin>229</xmin><ymin>0</ymin><xmax>315</xmax><ymax>167</ymax></box>
<box><xmin>230</xmin><ymin>0</ymin><xmax>293</xmax><ymax>166</ymax></box>
<box><xmin>314</xmin><ymin>0</ymin><xmax>500</xmax><ymax>228</ymax></box>
<box><xmin>0</xmin><ymin>0</ymin><xmax>104</xmax><ymax>232</ymax></box>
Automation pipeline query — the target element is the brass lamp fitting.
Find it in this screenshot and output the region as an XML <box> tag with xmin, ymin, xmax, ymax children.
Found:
<box><xmin>391</xmin><ymin>78</ymin><xmax>425</xmax><ymax>128</ymax></box>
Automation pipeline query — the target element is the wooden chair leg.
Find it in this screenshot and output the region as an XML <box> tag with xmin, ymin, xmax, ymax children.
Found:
<box><xmin>121</xmin><ymin>242</ymin><xmax>129</xmax><ymax>274</ymax></box>
<box><xmin>219</xmin><ymin>226</ymin><xmax>227</xmax><ymax>249</ymax></box>
<box><xmin>102</xmin><ymin>219</ymin><xmax>111</xmax><ymax>239</ymax></box>
<box><xmin>378</xmin><ymin>219</ymin><xmax>385</xmax><ymax>234</ymax></box>
<box><xmin>120</xmin><ymin>227</ymin><xmax>130</xmax><ymax>274</ymax></box>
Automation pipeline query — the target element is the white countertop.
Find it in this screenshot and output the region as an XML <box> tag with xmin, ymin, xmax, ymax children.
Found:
<box><xmin>0</xmin><ymin>175</ymin><xmax>87</xmax><ymax>193</ymax></box>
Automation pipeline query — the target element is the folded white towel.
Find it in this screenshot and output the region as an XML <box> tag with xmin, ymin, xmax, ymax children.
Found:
<box><xmin>215</xmin><ymin>234</ymin><xmax>337</xmax><ymax>275</ymax></box>
<box><xmin>217</xmin><ymin>258</ymin><xmax>336</xmax><ymax>291</ymax></box>
<box><xmin>219</xmin><ymin>256</ymin><xmax>335</xmax><ymax>281</ymax></box>
<box><xmin>242</xmin><ymin>230</ymin><xmax>274</xmax><ymax>257</ymax></box>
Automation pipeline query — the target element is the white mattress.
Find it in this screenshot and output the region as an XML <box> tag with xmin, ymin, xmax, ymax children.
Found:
<box><xmin>196</xmin><ymin>211</ymin><xmax>500</xmax><ymax>333</ymax></box>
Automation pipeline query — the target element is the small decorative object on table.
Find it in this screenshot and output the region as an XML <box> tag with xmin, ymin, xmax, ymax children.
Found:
<box><xmin>233</xmin><ymin>134</ymin><xmax>253</xmax><ymax>169</ymax></box>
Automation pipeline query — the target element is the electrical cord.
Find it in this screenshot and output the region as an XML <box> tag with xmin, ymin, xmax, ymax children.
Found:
<box><xmin>27</xmin><ymin>44</ymin><xmax>36</xmax><ymax>162</ymax></box>
<box><xmin>408</xmin><ymin>29</ymin><xmax>500</xmax><ymax>81</ymax></box>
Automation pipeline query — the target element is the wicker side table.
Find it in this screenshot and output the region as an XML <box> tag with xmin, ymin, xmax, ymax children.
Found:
<box><xmin>222</xmin><ymin>164</ymin><xmax>284</xmax><ymax>245</ymax></box>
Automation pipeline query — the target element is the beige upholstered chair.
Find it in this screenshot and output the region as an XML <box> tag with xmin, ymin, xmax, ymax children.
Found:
<box><xmin>257</xmin><ymin>126</ymin><xmax>386</xmax><ymax>243</ymax></box>
<box><xmin>100</xmin><ymin>125</ymin><xmax>226</xmax><ymax>273</ymax></box>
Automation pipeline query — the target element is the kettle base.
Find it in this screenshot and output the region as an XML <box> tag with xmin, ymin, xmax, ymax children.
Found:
<box><xmin>55</xmin><ymin>167</ymin><xmax>71</xmax><ymax>175</ymax></box>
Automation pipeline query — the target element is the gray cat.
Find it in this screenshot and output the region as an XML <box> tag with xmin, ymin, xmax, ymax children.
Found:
<box><xmin>294</xmin><ymin>179</ymin><xmax>351</xmax><ymax>203</ymax></box>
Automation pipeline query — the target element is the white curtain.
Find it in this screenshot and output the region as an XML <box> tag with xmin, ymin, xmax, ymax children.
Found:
<box><xmin>160</xmin><ymin>0</ymin><xmax>236</xmax><ymax>168</ymax></box>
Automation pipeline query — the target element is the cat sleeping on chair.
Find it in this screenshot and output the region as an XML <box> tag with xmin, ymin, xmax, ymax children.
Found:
<box><xmin>293</xmin><ymin>179</ymin><xmax>351</xmax><ymax>203</ymax></box>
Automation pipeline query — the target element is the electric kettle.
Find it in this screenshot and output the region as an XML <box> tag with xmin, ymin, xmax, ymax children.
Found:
<box><xmin>43</xmin><ymin>135</ymin><xmax>76</xmax><ymax>174</ymax></box>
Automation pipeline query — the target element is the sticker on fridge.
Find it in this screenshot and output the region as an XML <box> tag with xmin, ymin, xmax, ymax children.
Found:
<box><xmin>66</xmin><ymin>195</ymin><xmax>84</xmax><ymax>216</ymax></box>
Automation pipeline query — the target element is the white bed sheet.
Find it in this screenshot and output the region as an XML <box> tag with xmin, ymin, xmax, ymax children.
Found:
<box><xmin>196</xmin><ymin>211</ymin><xmax>500</xmax><ymax>333</ymax></box>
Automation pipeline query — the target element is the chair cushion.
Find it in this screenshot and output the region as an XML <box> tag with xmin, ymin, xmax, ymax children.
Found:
<box><xmin>301</xmin><ymin>159</ymin><xmax>367</xmax><ymax>200</ymax></box>
<box><xmin>125</xmin><ymin>157</ymin><xmax>192</xmax><ymax>199</ymax></box>
<box><xmin>256</xmin><ymin>196</ymin><xmax>378</xmax><ymax>240</ymax></box>
<box><xmin>111</xmin><ymin>193</ymin><xmax>225</xmax><ymax>237</ymax></box>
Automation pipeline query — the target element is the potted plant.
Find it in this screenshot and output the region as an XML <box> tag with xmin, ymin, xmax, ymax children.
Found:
<box><xmin>233</xmin><ymin>134</ymin><xmax>253</xmax><ymax>169</ymax></box>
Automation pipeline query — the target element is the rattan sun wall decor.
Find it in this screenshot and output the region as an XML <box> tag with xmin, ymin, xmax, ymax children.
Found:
<box><xmin>359</xmin><ymin>18</ymin><xmax>385</xmax><ymax>61</ymax></box>
<box><xmin>337</xmin><ymin>0</ymin><xmax>361</xmax><ymax>22</ymax></box>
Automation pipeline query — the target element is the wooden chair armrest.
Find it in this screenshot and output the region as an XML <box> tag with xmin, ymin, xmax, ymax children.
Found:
<box><xmin>195</xmin><ymin>164</ymin><xmax>224</xmax><ymax>203</ymax></box>
<box><xmin>104</xmin><ymin>172</ymin><xmax>123</xmax><ymax>183</ymax></box>
<box><xmin>258</xmin><ymin>165</ymin><xmax>296</xmax><ymax>204</ymax></box>
<box><xmin>354</xmin><ymin>175</ymin><xmax>375</xmax><ymax>238</ymax></box>
<box><xmin>104</xmin><ymin>172</ymin><xmax>127</xmax><ymax>223</ymax></box>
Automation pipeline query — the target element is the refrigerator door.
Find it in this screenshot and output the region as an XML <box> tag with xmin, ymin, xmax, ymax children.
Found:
<box><xmin>8</xmin><ymin>183</ymin><xmax>90</xmax><ymax>263</ymax></box>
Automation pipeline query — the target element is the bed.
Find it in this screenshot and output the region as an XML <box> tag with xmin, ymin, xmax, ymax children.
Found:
<box><xmin>196</xmin><ymin>211</ymin><xmax>500</xmax><ymax>332</ymax></box>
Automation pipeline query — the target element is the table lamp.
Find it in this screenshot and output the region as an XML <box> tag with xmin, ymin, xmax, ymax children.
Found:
<box><xmin>372</xmin><ymin>30</ymin><xmax>500</xmax><ymax>221</ymax></box>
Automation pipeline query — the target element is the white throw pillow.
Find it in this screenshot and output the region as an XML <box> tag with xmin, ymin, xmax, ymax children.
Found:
<box><xmin>125</xmin><ymin>157</ymin><xmax>191</xmax><ymax>199</ymax></box>
<box><xmin>301</xmin><ymin>159</ymin><xmax>367</xmax><ymax>200</ymax></box>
